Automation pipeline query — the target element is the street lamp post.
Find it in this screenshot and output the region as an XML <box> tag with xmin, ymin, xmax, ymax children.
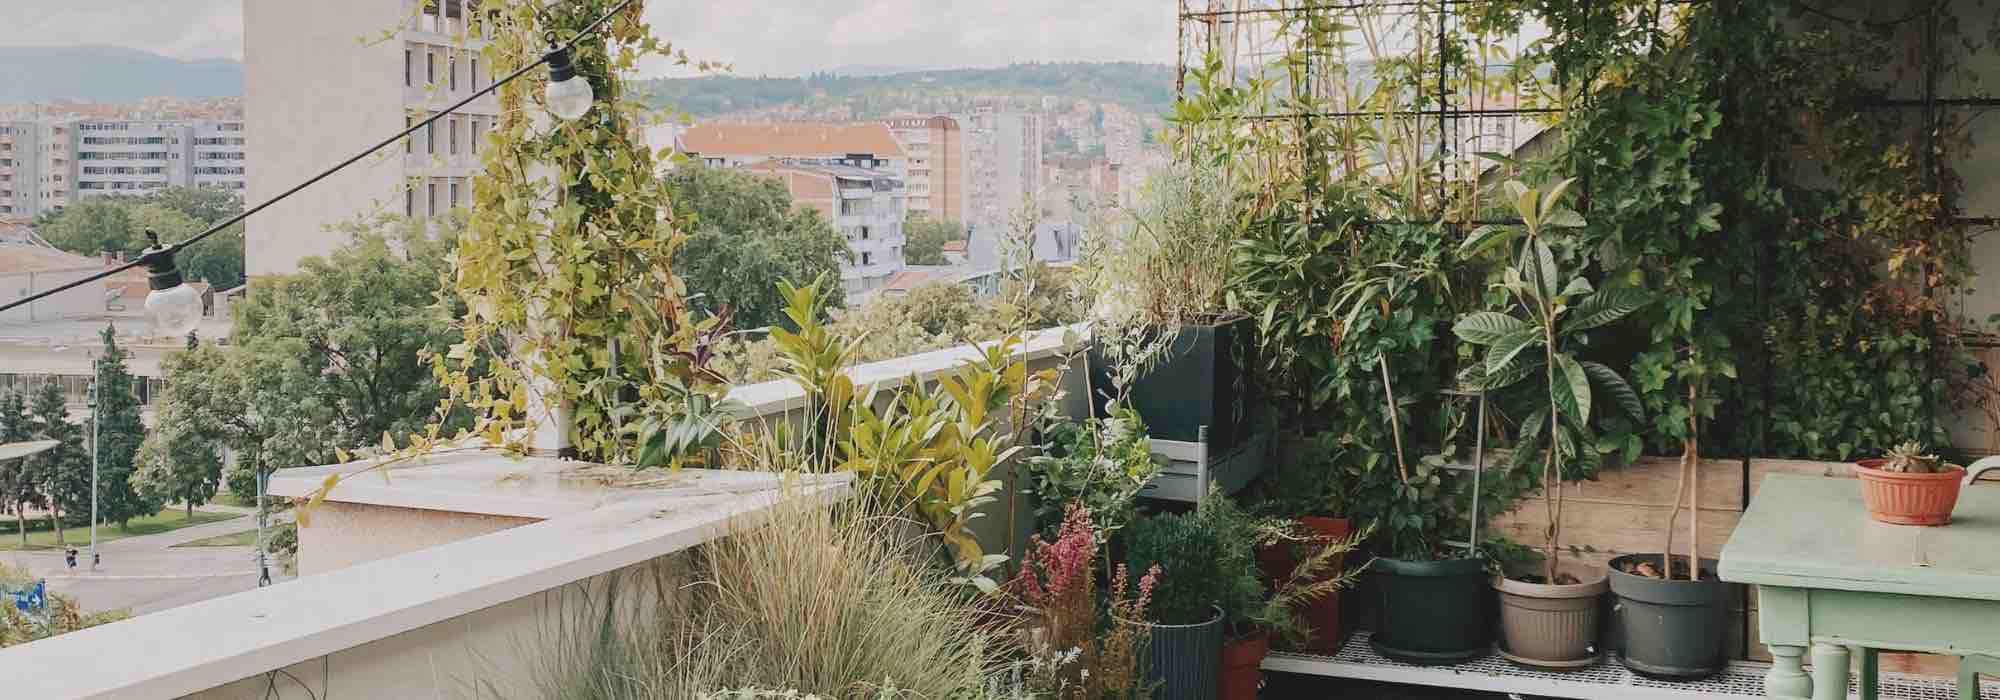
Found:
<box><xmin>88</xmin><ymin>363</ymin><xmax>99</xmax><ymax>572</ymax></box>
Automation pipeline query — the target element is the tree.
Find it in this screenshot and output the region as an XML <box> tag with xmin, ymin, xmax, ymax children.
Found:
<box><xmin>0</xmin><ymin>392</ymin><xmax>44</xmax><ymax>547</ymax></box>
<box><xmin>92</xmin><ymin>325</ymin><xmax>158</xmax><ymax>528</ymax></box>
<box><xmin>664</xmin><ymin>165</ymin><xmax>850</xmax><ymax>328</ymax></box>
<box><xmin>904</xmin><ymin>216</ymin><xmax>964</xmax><ymax>266</ymax></box>
<box><xmin>26</xmin><ymin>384</ymin><xmax>86</xmax><ymax>542</ymax></box>
<box><xmin>30</xmin><ymin>188</ymin><xmax>247</xmax><ymax>290</ymax></box>
<box><xmin>131</xmin><ymin>398</ymin><xmax>221</xmax><ymax>519</ymax></box>
<box><xmin>142</xmin><ymin>216</ymin><xmax>463</xmax><ymax>502</ymax></box>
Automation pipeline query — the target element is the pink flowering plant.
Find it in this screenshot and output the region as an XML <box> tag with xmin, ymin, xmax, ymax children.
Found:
<box><xmin>1011</xmin><ymin>502</ymin><xmax>1159</xmax><ymax>699</ymax></box>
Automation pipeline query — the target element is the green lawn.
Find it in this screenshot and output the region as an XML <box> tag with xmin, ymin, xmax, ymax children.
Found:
<box><xmin>210</xmin><ymin>493</ymin><xmax>263</xmax><ymax>509</ymax></box>
<box><xmin>174</xmin><ymin>528</ymin><xmax>260</xmax><ymax>548</ymax></box>
<box><xmin>0</xmin><ymin>510</ymin><xmax>243</xmax><ymax>552</ymax></box>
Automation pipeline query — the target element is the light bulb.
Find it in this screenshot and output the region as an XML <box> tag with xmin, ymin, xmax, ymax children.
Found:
<box><xmin>545</xmin><ymin>76</ymin><xmax>595</xmax><ymax>121</ymax></box>
<box><xmin>542</xmin><ymin>46</ymin><xmax>594</xmax><ymax>121</ymax></box>
<box><xmin>145</xmin><ymin>283</ymin><xmax>203</xmax><ymax>338</ymax></box>
<box><xmin>138</xmin><ymin>228</ymin><xmax>202</xmax><ymax>338</ymax></box>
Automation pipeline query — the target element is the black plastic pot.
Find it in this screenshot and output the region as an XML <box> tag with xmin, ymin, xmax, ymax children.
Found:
<box><xmin>1089</xmin><ymin>316</ymin><xmax>1257</xmax><ymax>453</ymax></box>
<box><xmin>1607</xmin><ymin>554</ymin><xmax>1731</xmax><ymax>680</ymax></box>
<box><xmin>1368</xmin><ymin>557</ymin><xmax>1493</xmax><ymax>664</ymax></box>
<box><xmin>1122</xmin><ymin>606</ymin><xmax>1224</xmax><ymax>700</ymax></box>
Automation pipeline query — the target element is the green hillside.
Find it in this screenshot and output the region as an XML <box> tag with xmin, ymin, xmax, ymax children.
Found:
<box><xmin>636</xmin><ymin>62</ymin><xmax>1177</xmax><ymax>119</ymax></box>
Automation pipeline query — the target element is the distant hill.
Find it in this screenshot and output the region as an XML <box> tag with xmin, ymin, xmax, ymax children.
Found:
<box><xmin>637</xmin><ymin>62</ymin><xmax>1177</xmax><ymax>119</ymax></box>
<box><xmin>0</xmin><ymin>46</ymin><xmax>242</xmax><ymax>103</ymax></box>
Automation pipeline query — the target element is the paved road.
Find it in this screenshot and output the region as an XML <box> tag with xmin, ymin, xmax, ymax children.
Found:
<box><xmin>3</xmin><ymin>507</ymin><xmax>296</xmax><ymax>616</ymax></box>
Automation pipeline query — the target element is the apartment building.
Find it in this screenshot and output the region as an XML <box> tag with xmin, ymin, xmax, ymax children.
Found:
<box><xmin>961</xmin><ymin>110</ymin><xmax>1044</xmax><ymax>243</ymax></box>
<box><xmin>746</xmin><ymin>162</ymin><xmax>908</xmax><ymax>296</ymax></box>
<box><xmin>0</xmin><ymin>122</ymin><xmax>39</xmax><ymax>221</ymax></box>
<box><xmin>882</xmin><ymin>116</ymin><xmax>966</xmax><ymax>223</ymax></box>
<box><xmin>0</xmin><ymin>119</ymin><xmax>246</xmax><ymax>221</ymax></box>
<box><xmin>245</xmin><ymin>0</ymin><xmax>498</xmax><ymax>276</ymax></box>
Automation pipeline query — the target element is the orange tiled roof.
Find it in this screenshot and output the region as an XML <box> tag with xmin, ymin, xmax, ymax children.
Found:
<box><xmin>680</xmin><ymin>122</ymin><xmax>905</xmax><ymax>159</ymax></box>
<box><xmin>941</xmin><ymin>240</ymin><xmax>967</xmax><ymax>253</ymax></box>
<box><xmin>883</xmin><ymin>269</ymin><xmax>934</xmax><ymax>291</ymax></box>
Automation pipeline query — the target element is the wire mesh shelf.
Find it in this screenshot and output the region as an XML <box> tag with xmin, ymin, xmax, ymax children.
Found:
<box><xmin>1264</xmin><ymin>631</ymin><xmax>2000</xmax><ymax>699</ymax></box>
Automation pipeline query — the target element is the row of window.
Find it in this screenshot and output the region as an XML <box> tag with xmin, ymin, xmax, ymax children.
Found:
<box><xmin>194</xmin><ymin>166</ymin><xmax>245</xmax><ymax>175</ymax></box>
<box><xmin>405</xmin><ymin>111</ymin><xmax>488</xmax><ymax>157</ymax></box>
<box><xmin>78</xmin><ymin>181</ymin><xmax>166</xmax><ymax>191</ymax></box>
<box><xmin>404</xmin><ymin>176</ymin><xmax>470</xmax><ymax>219</ymax></box>
<box><xmin>77</xmin><ymin>152</ymin><xmax>172</xmax><ymax>160</ymax></box>
<box><xmin>194</xmin><ymin>137</ymin><xmax>246</xmax><ymax>146</ymax></box>
<box><xmin>414</xmin><ymin>0</ymin><xmax>501</xmax><ymax>40</ymax></box>
<box><xmin>76</xmin><ymin>122</ymin><xmax>131</xmax><ymax>131</ymax></box>
<box><xmin>82</xmin><ymin>166</ymin><xmax>167</xmax><ymax>175</ymax></box>
<box><xmin>406</xmin><ymin>43</ymin><xmax>482</xmax><ymax>94</ymax></box>
<box><xmin>199</xmin><ymin>152</ymin><xmax>245</xmax><ymax>160</ymax></box>
<box><xmin>0</xmin><ymin>374</ymin><xmax>164</xmax><ymax>407</ymax></box>
<box><xmin>82</xmin><ymin>136</ymin><xmax>168</xmax><ymax>145</ymax></box>
<box><xmin>198</xmin><ymin>181</ymin><xmax>246</xmax><ymax>190</ymax></box>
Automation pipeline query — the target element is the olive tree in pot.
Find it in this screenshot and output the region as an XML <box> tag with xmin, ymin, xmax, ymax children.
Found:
<box><xmin>1083</xmin><ymin>160</ymin><xmax>1258</xmax><ymax>453</ymax></box>
<box><xmin>1456</xmin><ymin>179</ymin><xmax>1647</xmax><ymax>669</ymax></box>
<box><xmin>1123</xmin><ymin>496</ymin><xmax>1263</xmax><ymax>700</ymax></box>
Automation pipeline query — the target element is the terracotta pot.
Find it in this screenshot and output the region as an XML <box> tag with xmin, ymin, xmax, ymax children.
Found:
<box><xmin>1854</xmin><ymin>459</ymin><xmax>1965</xmax><ymax>526</ymax></box>
<box><xmin>1494</xmin><ymin>573</ymin><xmax>1608</xmax><ymax>669</ymax></box>
<box><xmin>1255</xmin><ymin>516</ymin><xmax>1352</xmax><ymax>654</ymax></box>
<box><xmin>1218</xmin><ymin>634</ymin><xmax>1270</xmax><ymax>700</ymax></box>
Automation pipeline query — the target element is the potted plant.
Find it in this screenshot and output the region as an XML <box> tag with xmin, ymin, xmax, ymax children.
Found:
<box><xmin>1457</xmin><ymin>179</ymin><xmax>1647</xmax><ymax>669</ymax></box>
<box><xmin>1607</xmin><ymin>355</ymin><xmax>1733</xmax><ymax>680</ymax></box>
<box><xmin>1083</xmin><ymin>160</ymin><xmax>1258</xmax><ymax>453</ymax></box>
<box><xmin>1023</xmin><ymin>406</ymin><xmax>1163</xmax><ymax>546</ymax></box>
<box><xmin>1218</xmin><ymin>516</ymin><xmax>1368</xmax><ymax>699</ymax></box>
<box><xmin>1122</xmin><ymin>496</ymin><xmax>1263</xmax><ymax>700</ymax></box>
<box><xmin>1010</xmin><ymin>502</ymin><xmax>1157</xmax><ymax>699</ymax></box>
<box><xmin>1854</xmin><ymin>441</ymin><xmax>1966</xmax><ymax>525</ymax></box>
<box><xmin>1248</xmin><ymin>433</ymin><xmax>1359</xmax><ymax>653</ymax></box>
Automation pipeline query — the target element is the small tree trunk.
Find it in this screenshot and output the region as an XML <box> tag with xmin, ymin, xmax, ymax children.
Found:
<box><xmin>15</xmin><ymin>504</ymin><xmax>25</xmax><ymax>547</ymax></box>
<box><xmin>49</xmin><ymin>500</ymin><xmax>62</xmax><ymax>546</ymax></box>
<box><xmin>186</xmin><ymin>498</ymin><xmax>194</xmax><ymax>519</ymax></box>
<box><xmin>1686</xmin><ymin>382</ymin><xmax>1701</xmax><ymax>582</ymax></box>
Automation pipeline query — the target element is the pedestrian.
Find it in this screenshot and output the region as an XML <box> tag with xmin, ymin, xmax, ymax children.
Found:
<box><xmin>64</xmin><ymin>548</ymin><xmax>76</xmax><ymax>570</ymax></box>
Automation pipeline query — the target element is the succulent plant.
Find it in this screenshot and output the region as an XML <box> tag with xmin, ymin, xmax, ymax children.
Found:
<box><xmin>1878</xmin><ymin>441</ymin><xmax>1950</xmax><ymax>474</ymax></box>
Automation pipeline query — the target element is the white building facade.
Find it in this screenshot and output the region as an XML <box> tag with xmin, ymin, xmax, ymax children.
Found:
<box><xmin>0</xmin><ymin>119</ymin><xmax>245</xmax><ymax>221</ymax></box>
<box><xmin>246</xmin><ymin>0</ymin><xmax>496</xmax><ymax>276</ymax></box>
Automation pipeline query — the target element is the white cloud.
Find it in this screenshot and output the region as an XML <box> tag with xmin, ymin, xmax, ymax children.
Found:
<box><xmin>2</xmin><ymin>0</ymin><xmax>1174</xmax><ymax>74</ymax></box>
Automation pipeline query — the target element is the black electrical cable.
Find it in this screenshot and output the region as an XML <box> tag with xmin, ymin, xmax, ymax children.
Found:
<box><xmin>0</xmin><ymin>0</ymin><xmax>637</xmax><ymax>317</ymax></box>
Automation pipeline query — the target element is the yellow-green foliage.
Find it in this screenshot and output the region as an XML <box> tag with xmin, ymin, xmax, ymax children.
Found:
<box><xmin>0</xmin><ymin>563</ymin><xmax>129</xmax><ymax>649</ymax></box>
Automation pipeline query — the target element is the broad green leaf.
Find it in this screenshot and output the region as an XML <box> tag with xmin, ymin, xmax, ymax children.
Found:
<box><xmin>1544</xmin><ymin>207</ymin><xmax>1586</xmax><ymax>229</ymax></box>
<box><xmin>1459</xmin><ymin>223</ymin><xmax>1520</xmax><ymax>258</ymax></box>
<box><xmin>1557</xmin><ymin>353</ymin><xmax>1591</xmax><ymax>425</ymax></box>
<box><xmin>1453</xmin><ymin>311</ymin><xmax>1529</xmax><ymax>345</ymax></box>
<box><xmin>1569</xmin><ymin>288</ymin><xmax>1650</xmax><ymax>331</ymax></box>
<box><xmin>1457</xmin><ymin>359</ymin><xmax>1540</xmax><ymax>392</ymax></box>
<box><xmin>1541</xmin><ymin>178</ymin><xmax>1578</xmax><ymax>218</ymax></box>
<box><xmin>1486</xmin><ymin>328</ymin><xmax>1541</xmax><ymax>377</ymax></box>
<box><xmin>1580</xmin><ymin>360</ymin><xmax>1644</xmax><ymax>419</ymax></box>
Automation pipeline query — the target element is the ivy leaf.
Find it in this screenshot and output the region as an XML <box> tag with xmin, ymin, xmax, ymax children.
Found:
<box><xmin>1569</xmin><ymin>288</ymin><xmax>1650</xmax><ymax>331</ymax></box>
<box><xmin>1453</xmin><ymin>311</ymin><xmax>1529</xmax><ymax>345</ymax></box>
<box><xmin>1581</xmin><ymin>360</ymin><xmax>1644</xmax><ymax>419</ymax></box>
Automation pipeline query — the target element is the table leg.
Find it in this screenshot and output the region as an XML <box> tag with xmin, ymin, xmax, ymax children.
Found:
<box><xmin>1859</xmin><ymin>648</ymin><xmax>1877</xmax><ymax>700</ymax></box>
<box><xmin>1812</xmin><ymin>643</ymin><xmax>1852</xmax><ymax>700</ymax></box>
<box><xmin>1767</xmin><ymin>644</ymin><xmax>1812</xmax><ymax>699</ymax></box>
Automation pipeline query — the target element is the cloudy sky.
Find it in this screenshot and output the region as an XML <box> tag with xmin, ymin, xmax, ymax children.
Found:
<box><xmin>1</xmin><ymin>0</ymin><xmax>1177</xmax><ymax>76</ymax></box>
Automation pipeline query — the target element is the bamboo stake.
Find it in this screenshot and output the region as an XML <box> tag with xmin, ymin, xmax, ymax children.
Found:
<box><xmin>1687</xmin><ymin>381</ymin><xmax>1700</xmax><ymax>581</ymax></box>
<box><xmin>1380</xmin><ymin>354</ymin><xmax>1411</xmax><ymax>484</ymax></box>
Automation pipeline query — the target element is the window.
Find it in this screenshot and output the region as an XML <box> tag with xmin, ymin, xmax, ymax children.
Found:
<box><xmin>449</xmin><ymin>180</ymin><xmax>460</xmax><ymax>209</ymax></box>
<box><xmin>862</xmin><ymin>252</ymin><xmax>874</xmax><ymax>266</ymax></box>
<box><xmin>427</xmin><ymin>49</ymin><xmax>437</xmax><ymax>85</ymax></box>
<box><xmin>427</xmin><ymin>115</ymin><xmax>437</xmax><ymax>154</ymax></box>
<box><xmin>449</xmin><ymin>116</ymin><xmax>460</xmax><ymax>154</ymax></box>
<box><xmin>406</xmin><ymin>187</ymin><xmax>415</xmax><ymax>217</ymax></box>
<box><xmin>405</xmin><ymin>48</ymin><xmax>413</xmax><ymax>86</ymax></box>
<box><xmin>449</xmin><ymin>52</ymin><xmax>458</xmax><ymax>90</ymax></box>
<box><xmin>427</xmin><ymin>181</ymin><xmax>439</xmax><ymax>217</ymax></box>
<box><xmin>469</xmin><ymin>117</ymin><xmax>480</xmax><ymax>154</ymax></box>
<box><xmin>406</xmin><ymin>115</ymin><xmax>414</xmax><ymax>153</ymax></box>
<box><xmin>470</xmin><ymin>57</ymin><xmax>479</xmax><ymax>90</ymax></box>
<box><xmin>860</xmin><ymin>225</ymin><xmax>870</xmax><ymax>239</ymax></box>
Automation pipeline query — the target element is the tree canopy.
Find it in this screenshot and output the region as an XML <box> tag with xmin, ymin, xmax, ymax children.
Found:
<box><xmin>139</xmin><ymin>216</ymin><xmax>463</xmax><ymax>501</ymax></box>
<box><xmin>665</xmin><ymin>165</ymin><xmax>850</xmax><ymax>329</ymax></box>
<box><xmin>91</xmin><ymin>325</ymin><xmax>157</xmax><ymax>528</ymax></box>
<box><xmin>903</xmin><ymin>216</ymin><xmax>963</xmax><ymax>266</ymax></box>
<box><xmin>31</xmin><ymin>187</ymin><xmax>246</xmax><ymax>290</ymax></box>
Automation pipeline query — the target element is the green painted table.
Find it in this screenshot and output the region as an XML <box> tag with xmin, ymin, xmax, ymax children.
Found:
<box><xmin>1720</xmin><ymin>473</ymin><xmax>2000</xmax><ymax>700</ymax></box>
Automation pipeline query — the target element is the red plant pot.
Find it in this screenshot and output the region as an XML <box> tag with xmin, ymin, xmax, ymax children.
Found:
<box><xmin>1256</xmin><ymin>516</ymin><xmax>1352</xmax><ymax>654</ymax></box>
<box><xmin>1854</xmin><ymin>459</ymin><xmax>1965</xmax><ymax>526</ymax></box>
<box><xmin>1219</xmin><ymin>634</ymin><xmax>1271</xmax><ymax>700</ymax></box>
